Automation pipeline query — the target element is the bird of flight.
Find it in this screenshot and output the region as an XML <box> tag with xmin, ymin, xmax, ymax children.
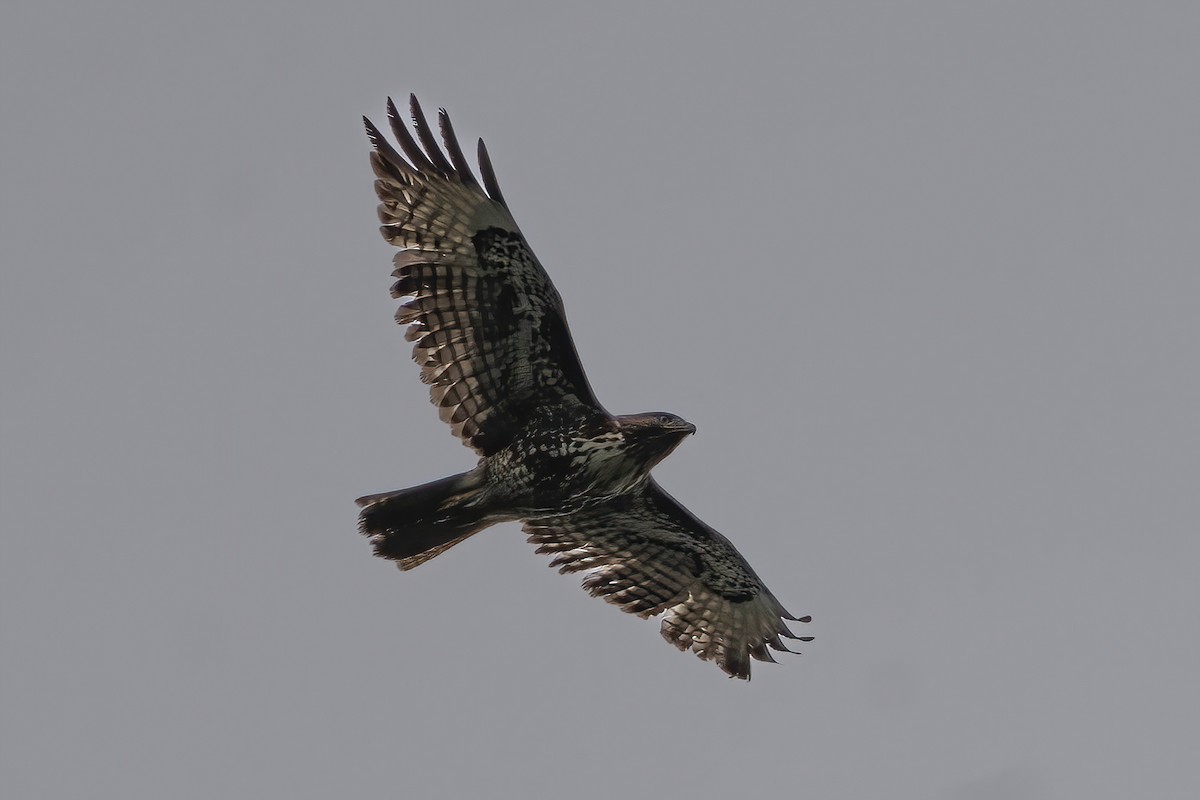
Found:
<box><xmin>357</xmin><ymin>95</ymin><xmax>812</xmax><ymax>679</ymax></box>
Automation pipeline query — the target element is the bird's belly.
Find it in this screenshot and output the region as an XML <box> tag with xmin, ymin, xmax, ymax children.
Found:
<box><xmin>487</xmin><ymin>437</ymin><xmax>645</xmax><ymax>513</ymax></box>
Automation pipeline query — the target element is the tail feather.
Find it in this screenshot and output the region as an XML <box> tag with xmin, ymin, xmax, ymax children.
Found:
<box><xmin>356</xmin><ymin>472</ymin><xmax>504</xmax><ymax>570</ymax></box>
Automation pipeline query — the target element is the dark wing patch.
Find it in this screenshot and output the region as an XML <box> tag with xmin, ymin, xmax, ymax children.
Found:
<box><xmin>524</xmin><ymin>480</ymin><xmax>812</xmax><ymax>680</ymax></box>
<box><xmin>365</xmin><ymin>96</ymin><xmax>601</xmax><ymax>455</ymax></box>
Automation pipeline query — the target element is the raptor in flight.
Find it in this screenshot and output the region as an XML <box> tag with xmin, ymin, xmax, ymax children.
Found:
<box><xmin>357</xmin><ymin>95</ymin><xmax>812</xmax><ymax>679</ymax></box>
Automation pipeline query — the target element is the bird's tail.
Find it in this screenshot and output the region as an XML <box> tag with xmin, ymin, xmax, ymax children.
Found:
<box><xmin>356</xmin><ymin>471</ymin><xmax>509</xmax><ymax>570</ymax></box>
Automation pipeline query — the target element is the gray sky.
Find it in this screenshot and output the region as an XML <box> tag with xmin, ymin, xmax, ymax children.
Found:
<box><xmin>3</xmin><ymin>2</ymin><xmax>1198</xmax><ymax>798</ymax></box>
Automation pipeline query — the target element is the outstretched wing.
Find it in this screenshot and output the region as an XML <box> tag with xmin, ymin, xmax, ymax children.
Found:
<box><xmin>364</xmin><ymin>96</ymin><xmax>601</xmax><ymax>456</ymax></box>
<box><xmin>524</xmin><ymin>480</ymin><xmax>812</xmax><ymax>679</ymax></box>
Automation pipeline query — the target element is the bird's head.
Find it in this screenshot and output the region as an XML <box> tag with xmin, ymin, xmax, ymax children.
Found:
<box><xmin>615</xmin><ymin>412</ymin><xmax>697</xmax><ymax>465</ymax></box>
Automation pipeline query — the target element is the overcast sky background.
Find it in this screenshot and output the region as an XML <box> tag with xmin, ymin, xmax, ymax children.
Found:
<box><xmin>3</xmin><ymin>2</ymin><xmax>1198</xmax><ymax>798</ymax></box>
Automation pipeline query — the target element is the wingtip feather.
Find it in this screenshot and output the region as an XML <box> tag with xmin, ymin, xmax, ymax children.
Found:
<box><xmin>437</xmin><ymin>107</ymin><xmax>481</xmax><ymax>190</ymax></box>
<box><xmin>477</xmin><ymin>137</ymin><xmax>508</xmax><ymax>207</ymax></box>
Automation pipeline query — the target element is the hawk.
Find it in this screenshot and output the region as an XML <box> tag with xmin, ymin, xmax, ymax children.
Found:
<box><xmin>357</xmin><ymin>95</ymin><xmax>813</xmax><ymax>679</ymax></box>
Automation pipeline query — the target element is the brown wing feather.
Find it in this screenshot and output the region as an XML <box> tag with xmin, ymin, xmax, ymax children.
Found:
<box><xmin>524</xmin><ymin>480</ymin><xmax>812</xmax><ymax>679</ymax></box>
<box><xmin>365</xmin><ymin>96</ymin><xmax>601</xmax><ymax>455</ymax></box>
